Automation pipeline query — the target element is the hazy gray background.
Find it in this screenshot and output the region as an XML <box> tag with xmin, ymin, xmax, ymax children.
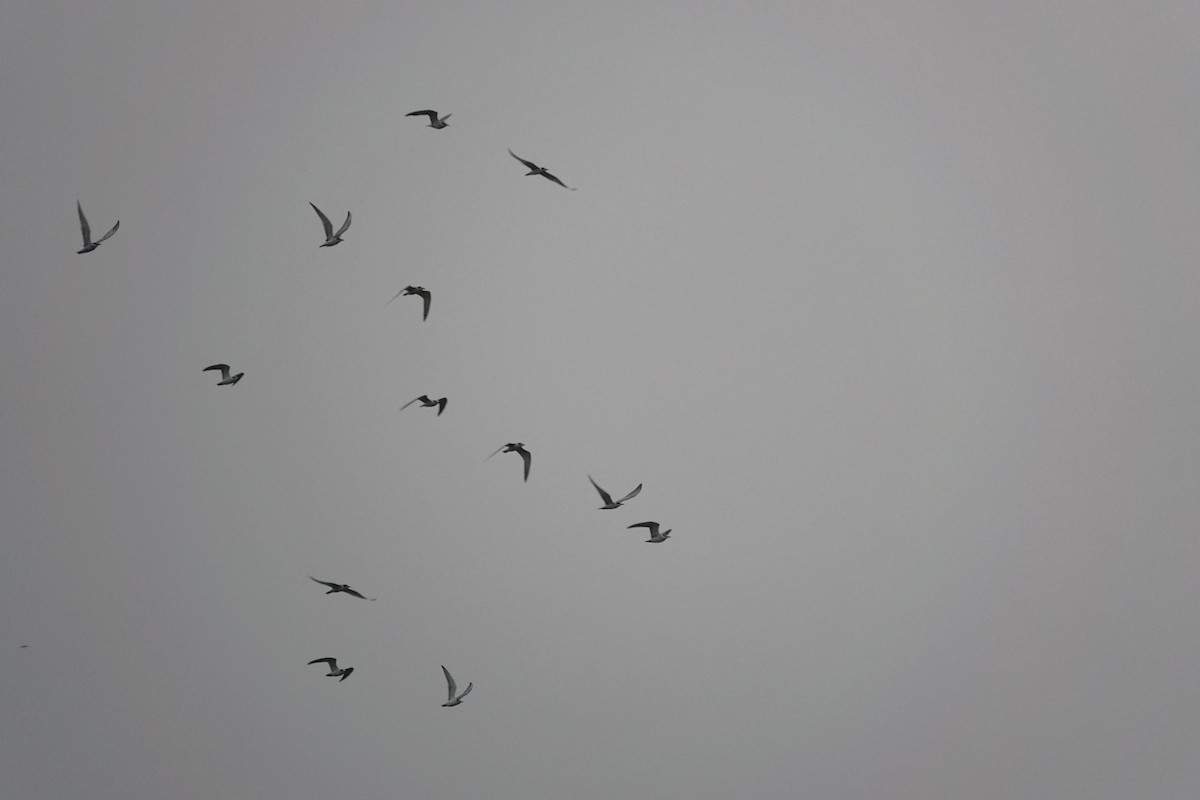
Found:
<box><xmin>2</xmin><ymin>2</ymin><xmax>1198</xmax><ymax>798</ymax></box>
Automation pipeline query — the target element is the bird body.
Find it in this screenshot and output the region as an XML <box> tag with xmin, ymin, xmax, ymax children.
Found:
<box><xmin>507</xmin><ymin>149</ymin><xmax>576</xmax><ymax>190</ymax></box>
<box><xmin>309</xmin><ymin>576</ymin><xmax>376</xmax><ymax>600</ymax></box>
<box><xmin>487</xmin><ymin>442</ymin><xmax>532</xmax><ymax>481</ymax></box>
<box><xmin>309</xmin><ymin>202</ymin><xmax>351</xmax><ymax>247</ymax></box>
<box><xmin>203</xmin><ymin>364</ymin><xmax>243</xmax><ymax>386</ymax></box>
<box><xmin>407</xmin><ymin>109</ymin><xmax>451</xmax><ymax>129</ymax></box>
<box><xmin>386</xmin><ymin>286</ymin><xmax>431</xmax><ymax>320</ymax></box>
<box><xmin>401</xmin><ymin>395</ymin><xmax>447</xmax><ymax>416</ymax></box>
<box><xmin>588</xmin><ymin>476</ymin><xmax>642</xmax><ymax>509</ymax></box>
<box><xmin>308</xmin><ymin>657</ymin><xmax>355</xmax><ymax>681</ymax></box>
<box><xmin>76</xmin><ymin>201</ymin><xmax>119</xmax><ymax>253</ymax></box>
<box><xmin>628</xmin><ymin>521</ymin><xmax>672</xmax><ymax>543</ymax></box>
<box><xmin>441</xmin><ymin>665</ymin><xmax>472</xmax><ymax>706</ymax></box>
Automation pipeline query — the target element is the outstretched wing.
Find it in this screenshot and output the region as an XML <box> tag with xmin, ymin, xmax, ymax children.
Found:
<box><xmin>627</xmin><ymin>521</ymin><xmax>660</xmax><ymax>536</ymax></box>
<box><xmin>518</xmin><ymin>447</ymin><xmax>532</xmax><ymax>481</ymax></box>
<box><xmin>400</xmin><ymin>397</ymin><xmax>423</xmax><ymax>410</ymax></box>
<box><xmin>485</xmin><ymin>445</ymin><xmax>508</xmax><ymax>461</ymax></box>
<box><xmin>333</xmin><ymin>211</ymin><xmax>352</xmax><ymax>239</ymax></box>
<box><xmin>418</xmin><ymin>288</ymin><xmax>431</xmax><ymax>320</ymax></box>
<box><xmin>343</xmin><ymin>588</ymin><xmax>375</xmax><ymax>601</ymax></box>
<box><xmin>435</xmin><ymin>397</ymin><xmax>447</xmax><ymax>416</ymax></box>
<box><xmin>617</xmin><ymin>484</ymin><xmax>643</xmax><ymax>504</ymax></box>
<box><xmin>442</xmin><ymin>665</ymin><xmax>457</xmax><ymax>700</ymax></box>
<box><xmin>588</xmin><ymin>475</ymin><xmax>614</xmax><ymax>506</ymax></box>
<box><xmin>458</xmin><ymin>682</ymin><xmax>473</xmax><ymax>701</ymax></box>
<box><xmin>385</xmin><ymin>287</ymin><xmax>407</xmax><ymax>306</ymax></box>
<box><xmin>95</xmin><ymin>220</ymin><xmax>120</xmax><ymax>244</ymax></box>
<box><xmin>338</xmin><ymin>667</ymin><xmax>354</xmax><ymax>682</ymax></box>
<box><xmin>407</xmin><ymin>110</ymin><xmax>438</xmax><ymax>122</ymax></box>
<box><xmin>204</xmin><ymin>364</ymin><xmax>232</xmax><ymax>381</ymax></box>
<box><xmin>77</xmin><ymin>201</ymin><xmax>91</xmax><ymax>245</ymax></box>
<box><xmin>308</xmin><ymin>657</ymin><xmax>337</xmax><ymax>667</ymax></box>
<box><xmin>309</xmin><ymin>202</ymin><xmax>334</xmax><ymax>238</ymax></box>
<box><xmin>541</xmin><ymin>171</ymin><xmax>576</xmax><ymax>190</ymax></box>
<box><xmin>309</xmin><ymin>576</ymin><xmax>338</xmax><ymax>590</ymax></box>
<box><xmin>508</xmin><ymin>149</ymin><xmax>538</xmax><ymax>171</ymax></box>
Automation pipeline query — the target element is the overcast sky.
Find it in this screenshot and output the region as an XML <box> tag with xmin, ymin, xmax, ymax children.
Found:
<box><xmin>2</xmin><ymin>2</ymin><xmax>1199</xmax><ymax>799</ymax></box>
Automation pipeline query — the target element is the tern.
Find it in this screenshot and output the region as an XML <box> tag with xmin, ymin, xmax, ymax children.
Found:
<box><xmin>386</xmin><ymin>285</ymin><xmax>431</xmax><ymax>320</ymax></box>
<box><xmin>309</xmin><ymin>202</ymin><xmax>351</xmax><ymax>247</ymax></box>
<box><xmin>508</xmin><ymin>149</ymin><xmax>576</xmax><ymax>190</ymax></box>
<box><xmin>401</xmin><ymin>395</ymin><xmax>447</xmax><ymax>416</ymax></box>
<box><xmin>406</xmin><ymin>109</ymin><xmax>451</xmax><ymax>129</ymax></box>
<box><xmin>203</xmin><ymin>364</ymin><xmax>244</xmax><ymax>386</ymax></box>
<box><xmin>76</xmin><ymin>201</ymin><xmax>119</xmax><ymax>253</ymax></box>
<box><xmin>309</xmin><ymin>576</ymin><xmax>376</xmax><ymax>600</ymax></box>
<box><xmin>588</xmin><ymin>476</ymin><xmax>643</xmax><ymax>509</ymax></box>
<box><xmin>441</xmin><ymin>665</ymin><xmax>473</xmax><ymax>707</ymax></box>
<box><xmin>308</xmin><ymin>657</ymin><xmax>355</xmax><ymax>682</ymax></box>
<box><xmin>486</xmin><ymin>442</ymin><xmax>531</xmax><ymax>482</ymax></box>
<box><xmin>628</xmin><ymin>521</ymin><xmax>672</xmax><ymax>543</ymax></box>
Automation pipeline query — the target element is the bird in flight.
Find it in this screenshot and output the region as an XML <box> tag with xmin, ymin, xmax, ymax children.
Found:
<box><xmin>441</xmin><ymin>665</ymin><xmax>473</xmax><ymax>707</ymax></box>
<box><xmin>406</xmin><ymin>109</ymin><xmax>451</xmax><ymax>129</ymax></box>
<box><xmin>507</xmin><ymin>149</ymin><xmax>576</xmax><ymax>190</ymax></box>
<box><xmin>308</xmin><ymin>657</ymin><xmax>355</xmax><ymax>682</ymax></box>
<box><xmin>309</xmin><ymin>576</ymin><xmax>376</xmax><ymax>601</ymax></box>
<box><xmin>588</xmin><ymin>476</ymin><xmax>643</xmax><ymax>509</ymax></box>
<box><xmin>203</xmin><ymin>364</ymin><xmax>244</xmax><ymax>386</ymax></box>
<box><xmin>401</xmin><ymin>395</ymin><xmax>448</xmax><ymax>416</ymax></box>
<box><xmin>487</xmin><ymin>443</ymin><xmax>532</xmax><ymax>482</ymax></box>
<box><xmin>386</xmin><ymin>286</ymin><xmax>431</xmax><ymax>320</ymax></box>
<box><xmin>309</xmin><ymin>202</ymin><xmax>351</xmax><ymax>247</ymax></box>
<box><xmin>76</xmin><ymin>201</ymin><xmax>119</xmax><ymax>253</ymax></box>
<box><xmin>628</xmin><ymin>521</ymin><xmax>672</xmax><ymax>543</ymax></box>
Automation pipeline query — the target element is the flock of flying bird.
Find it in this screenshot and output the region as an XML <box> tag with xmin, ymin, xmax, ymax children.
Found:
<box><xmin>72</xmin><ymin>108</ymin><xmax>674</xmax><ymax>706</ymax></box>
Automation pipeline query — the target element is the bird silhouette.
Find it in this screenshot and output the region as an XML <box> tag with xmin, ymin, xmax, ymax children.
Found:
<box><xmin>487</xmin><ymin>443</ymin><xmax>532</xmax><ymax>481</ymax></box>
<box><xmin>308</xmin><ymin>657</ymin><xmax>355</xmax><ymax>682</ymax></box>
<box><xmin>309</xmin><ymin>202</ymin><xmax>351</xmax><ymax>247</ymax></box>
<box><xmin>588</xmin><ymin>476</ymin><xmax>643</xmax><ymax>509</ymax></box>
<box><xmin>406</xmin><ymin>109</ymin><xmax>451</xmax><ymax>129</ymax></box>
<box><xmin>309</xmin><ymin>576</ymin><xmax>376</xmax><ymax>600</ymax></box>
<box><xmin>386</xmin><ymin>286</ymin><xmax>431</xmax><ymax>320</ymax></box>
<box><xmin>628</xmin><ymin>521</ymin><xmax>672</xmax><ymax>543</ymax></box>
<box><xmin>76</xmin><ymin>201</ymin><xmax>119</xmax><ymax>253</ymax></box>
<box><xmin>203</xmin><ymin>364</ymin><xmax>243</xmax><ymax>386</ymax></box>
<box><xmin>441</xmin><ymin>665</ymin><xmax>473</xmax><ymax>706</ymax></box>
<box><xmin>508</xmin><ymin>149</ymin><xmax>576</xmax><ymax>190</ymax></box>
<box><xmin>401</xmin><ymin>395</ymin><xmax>447</xmax><ymax>416</ymax></box>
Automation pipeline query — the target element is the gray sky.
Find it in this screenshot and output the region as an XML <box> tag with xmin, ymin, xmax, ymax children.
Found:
<box><xmin>2</xmin><ymin>2</ymin><xmax>1199</xmax><ymax>798</ymax></box>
